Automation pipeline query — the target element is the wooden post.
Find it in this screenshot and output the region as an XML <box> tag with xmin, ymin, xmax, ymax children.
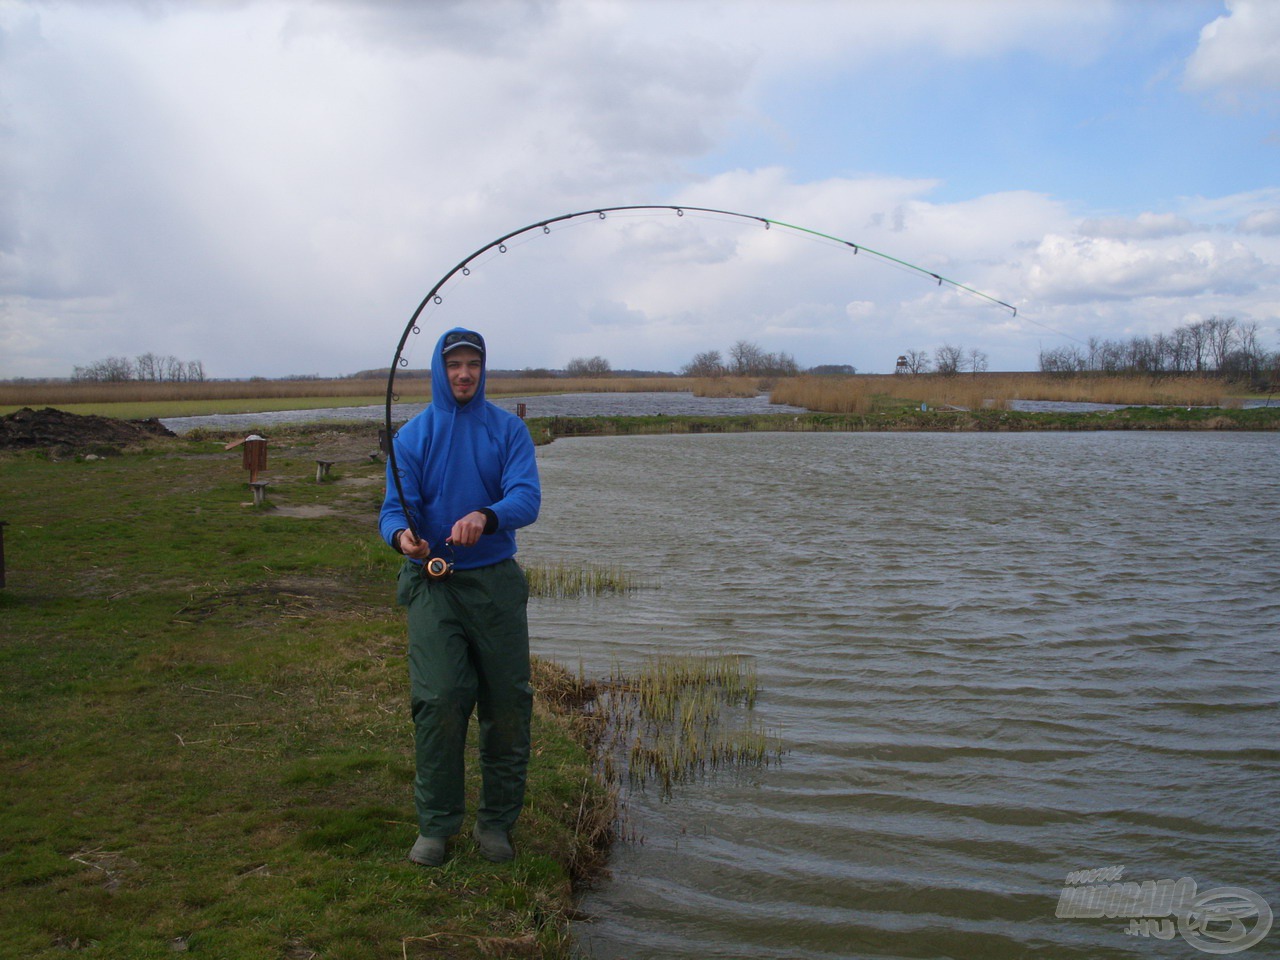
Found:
<box><xmin>241</xmin><ymin>436</ymin><xmax>268</xmax><ymax>483</ymax></box>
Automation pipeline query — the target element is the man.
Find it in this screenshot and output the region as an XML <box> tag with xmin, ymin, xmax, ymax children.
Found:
<box><xmin>379</xmin><ymin>327</ymin><xmax>541</xmax><ymax>866</ymax></box>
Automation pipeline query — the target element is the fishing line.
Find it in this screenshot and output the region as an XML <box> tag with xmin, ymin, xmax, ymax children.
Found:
<box><xmin>384</xmin><ymin>204</ymin><xmax>1022</xmax><ymax>540</ymax></box>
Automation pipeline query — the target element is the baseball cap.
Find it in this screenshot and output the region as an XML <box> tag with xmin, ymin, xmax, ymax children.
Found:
<box><xmin>441</xmin><ymin>330</ymin><xmax>485</xmax><ymax>355</ymax></box>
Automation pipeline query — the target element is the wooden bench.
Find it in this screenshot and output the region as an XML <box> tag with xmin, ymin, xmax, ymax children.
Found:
<box><xmin>248</xmin><ymin>480</ymin><xmax>270</xmax><ymax>507</ymax></box>
<box><xmin>314</xmin><ymin>459</ymin><xmax>335</xmax><ymax>482</ymax></box>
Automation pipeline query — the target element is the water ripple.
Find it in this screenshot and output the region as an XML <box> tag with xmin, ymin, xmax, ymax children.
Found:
<box><xmin>524</xmin><ymin>431</ymin><xmax>1280</xmax><ymax>959</ymax></box>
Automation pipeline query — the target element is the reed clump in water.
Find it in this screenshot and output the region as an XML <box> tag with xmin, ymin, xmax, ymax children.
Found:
<box><xmin>599</xmin><ymin>652</ymin><xmax>783</xmax><ymax>800</ymax></box>
<box><xmin>689</xmin><ymin>376</ymin><xmax>763</xmax><ymax>399</ymax></box>
<box><xmin>524</xmin><ymin>560</ymin><xmax>642</xmax><ymax>598</ymax></box>
<box><xmin>770</xmin><ymin>375</ymin><xmax>1010</xmax><ymax>413</ymax></box>
<box><xmin>769</xmin><ymin>377</ymin><xmax>876</xmax><ymax>414</ymax></box>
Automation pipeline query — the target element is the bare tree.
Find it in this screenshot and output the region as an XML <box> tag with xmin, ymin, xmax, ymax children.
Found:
<box><xmin>72</xmin><ymin>353</ymin><xmax>205</xmax><ymax>382</ymax></box>
<box><xmin>564</xmin><ymin>356</ymin><xmax>612</xmax><ymax>377</ymax></box>
<box><xmin>760</xmin><ymin>351</ymin><xmax>800</xmax><ymax>377</ymax></box>
<box><xmin>682</xmin><ymin>350</ymin><xmax>726</xmax><ymax>378</ymax></box>
<box><xmin>899</xmin><ymin>349</ymin><xmax>931</xmax><ymax>375</ymax></box>
<box><xmin>1039</xmin><ymin>345</ymin><xmax>1084</xmax><ymax>375</ymax></box>
<box><xmin>135</xmin><ymin>352</ymin><xmax>160</xmax><ymax>381</ymax></box>
<box><xmin>1205</xmin><ymin>316</ymin><xmax>1237</xmax><ymax>372</ymax></box>
<box><xmin>967</xmin><ymin>347</ymin><xmax>989</xmax><ymax>375</ymax></box>
<box><xmin>1034</xmin><ymin>317</ymin><xmax>1272</xmax><ymax>381</ymax></box>
<box><xmin>1150</xmin><ymin>332</ymin><xmax>1170</xmax><ymax>374</ymax></box>
<box><xmin>1186</xmin><ymin>320</ymin><xmax>1209</xmax><ymax>373</ymax></box>
<box><xmin>1125</xmin><ymin>336</ymin><xmax>1156</xmax><ymax>373</ymax></box>
<box><xmin>728</xmin><ymin>339</ymin><xmax>766</xmax><ymax>376</ymax></box>
<box><xmin>1095</xmin><ymin>339</ymin><xmax>1124</xmax><ymax>374</ymax></box>
<box><xmin>934</xmin><ymin>344</ymin><xmax>964</xmax><ymax>377</ymax></box>
<box><xmin>1087</xmin><ymin>336</ymin><xmax>1102</xmax><ymax>373</ymax></box>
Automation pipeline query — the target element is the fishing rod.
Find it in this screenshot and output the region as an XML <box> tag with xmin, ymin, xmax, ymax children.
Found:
<box><xmin>384</xmin><ymin>204</ymin><xmax>1019</xmax><ymax>541</ymax></box>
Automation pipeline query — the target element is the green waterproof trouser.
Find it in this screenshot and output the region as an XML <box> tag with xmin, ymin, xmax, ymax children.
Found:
<box><xmin>396</xmin><ymin>558</ymin><xmax>533</xmax><ymax>838</ymax></box>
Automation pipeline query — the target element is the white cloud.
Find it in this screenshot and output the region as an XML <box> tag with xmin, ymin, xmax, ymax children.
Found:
<box><xmin>1237</xmin><ymin>209</ymin><xmax>1280</xmax><ymax>236</ymax></box>
<box><xmin>286</xmin><ymin>0</ymin><xmax>561</xmax><ymax>57</ymax></box>
<box><xmin>1</xmin><ymin>0</ymin><xmax>1278</xmax><ymax>378</ymax></box>
<box><xmin>614</xmin><ymin>0</ymin><xmax>1116</xmax><ymax>70</ymax></box>
<box><xmin>1184</xmin><ymin>0</ymin><xmax>1280</xmax><ymax>96</ymax></box>
<box><xmin>845</xmin><ymin>301</ymin><xmax>877</xmax><ymax>321</ymax></box>
<box><xmin>1180</xmin><ymin>188</ymin><xmax>1280</xmax><ymax>224</ymax></box>
<box><xmin>1078</xmin><ymin>212</ymin><xmax>1198</xmax><ymax>240</ymax></box>
<box><xmin>1025</xmin><ymin>234</ymin><xmax>1270</xmax><ymax>303</ymax></box>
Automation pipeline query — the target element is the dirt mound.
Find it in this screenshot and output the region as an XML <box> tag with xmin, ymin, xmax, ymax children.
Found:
<box><xmin>0</xmin><ymin>407</ymin><xmax>176</xmax><ymax>451</ymax></box>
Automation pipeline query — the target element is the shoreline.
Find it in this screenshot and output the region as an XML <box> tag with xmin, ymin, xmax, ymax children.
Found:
<box><xmin>525</xmin><ymin>407</ymin><xmax>1280</xmax><ymax>443</ymax></box>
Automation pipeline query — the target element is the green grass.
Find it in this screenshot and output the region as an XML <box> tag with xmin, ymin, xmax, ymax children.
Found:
<box><xmin>0</xmin><ymin>432</ymin><xmax>607</xmax><ymax>959</ymax></box>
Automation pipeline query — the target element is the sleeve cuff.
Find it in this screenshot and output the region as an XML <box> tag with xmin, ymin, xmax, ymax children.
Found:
<box><xmin>479</xmin><ymin>509</ymin><xmax>499</xmax><ymax>534</ymax></box>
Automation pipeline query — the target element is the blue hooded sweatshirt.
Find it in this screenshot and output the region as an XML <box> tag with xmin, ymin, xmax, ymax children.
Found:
<box><xmin>379</xmin><ymin>327</ymin><xmax>540</xmax><ymax>570</ymax></box>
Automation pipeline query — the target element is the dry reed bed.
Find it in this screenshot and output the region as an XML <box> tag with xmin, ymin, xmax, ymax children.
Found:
<box><xmin>4</xmin><ymin>373</ymin><xmax>1253</xmax><ymax>415</ymax></box>
<box><xmin>769</xmin><ymin>374</ymin><xmax>1250</xmax><ymax>413</ymax></box>
<box><xmin>688</xmin><ymin>377</ymin><xmax>764</xmax><ymax>399</ymax></box>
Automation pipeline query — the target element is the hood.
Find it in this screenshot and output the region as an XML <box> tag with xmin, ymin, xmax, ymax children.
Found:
<box><xmin>430</xmin><ymin>327</ymin><xmax>487</xmax><ymax>412</ymax></box>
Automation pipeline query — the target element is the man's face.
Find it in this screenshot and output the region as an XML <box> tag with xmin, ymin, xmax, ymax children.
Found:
<box><xmin>444</xmin><ymin>346</ymin><xmax>483</xmax><ymax>404</ymax></box>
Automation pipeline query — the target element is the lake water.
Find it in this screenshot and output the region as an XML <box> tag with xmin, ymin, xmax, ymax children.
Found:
<box><xmin>520</xmin><ymin>431</ymin><xmax>1280</xmax><ymax>959</ymax></box>
<box><xmin>158</xmin><ymin>391</ymin><xmax>805</xmax><ymax>433</ymax></box>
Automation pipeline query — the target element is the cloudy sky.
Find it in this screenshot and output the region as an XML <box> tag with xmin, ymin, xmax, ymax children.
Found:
<box><xmin>2</xmin><ymin>0</ymin><xmax>1278</xmax><ymax>378</ymax></box>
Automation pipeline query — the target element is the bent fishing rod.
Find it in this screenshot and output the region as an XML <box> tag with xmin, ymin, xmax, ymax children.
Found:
<box><xmin>384</xmin><ymin>204</ymin><xmax>1020</xmax><ymax>542</ymax></box>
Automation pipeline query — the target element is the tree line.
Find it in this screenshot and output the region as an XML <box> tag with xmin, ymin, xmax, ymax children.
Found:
<box><xmin>894</xmin><ymin>345</ymin><xmax>989</xmax><ymax>377</ymax></box>
<box><xmin>681</xmin><ymin>340</ymin><xmax>804</xmax><ymax>378</ymax></box>
<box><xmin>73</xmin><ymin>353</ymin><xmax>206</xmax><ymax>383</ymax></box>
<box><xmin>1037</xmin><ymin>316</ymin><xmax>1275</xmax><ymax>380</ymax></box>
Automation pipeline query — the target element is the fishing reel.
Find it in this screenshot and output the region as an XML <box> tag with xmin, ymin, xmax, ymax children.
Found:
<box><xmin>424</xmin><ymin>556</ymin><xmax>454</xmax><ymax>581</ymax></box>
<box><xmin>421</xmin><ymin>538</ymin><xmax>456</xmax><ymax>581</ymax></box>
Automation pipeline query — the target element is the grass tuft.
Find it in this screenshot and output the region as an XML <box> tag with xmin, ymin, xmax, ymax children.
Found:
<box><xmin>523</xmin><ymin>560</ymin><xmax>643</xmax><ymax>598</ymax></box>
<box><xmin>596</xmin><ymin>652</ymin><xmax>784</xmax><ymax>802</ymax></box>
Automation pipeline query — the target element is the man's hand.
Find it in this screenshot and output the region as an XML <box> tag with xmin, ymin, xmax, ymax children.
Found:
<box><xmin>449</xmin><ymin>511</ymin><xmax>488</xmax><ymax>548</ymax></box>
<box><xmin>398</xmin><ymin>529</ymin><xmax>431</xmax><ymax>559</ymax></box>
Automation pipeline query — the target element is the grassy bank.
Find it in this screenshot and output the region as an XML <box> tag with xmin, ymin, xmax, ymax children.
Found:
<box><xmin>0</xmin><ymin>430</ymin><xmax>610</xmax><ymax>959</ymax></box>
<box><xmin>527</xmin><ymin>405</ymin><xmax>1280</xmax><ymax>442</ymax></box>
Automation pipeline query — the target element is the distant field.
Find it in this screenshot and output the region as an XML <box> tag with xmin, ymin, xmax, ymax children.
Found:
<box><xmin>0</xmin><ymin>376</ymin><xmax>688</xmax><ymax>419</ymax></box>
